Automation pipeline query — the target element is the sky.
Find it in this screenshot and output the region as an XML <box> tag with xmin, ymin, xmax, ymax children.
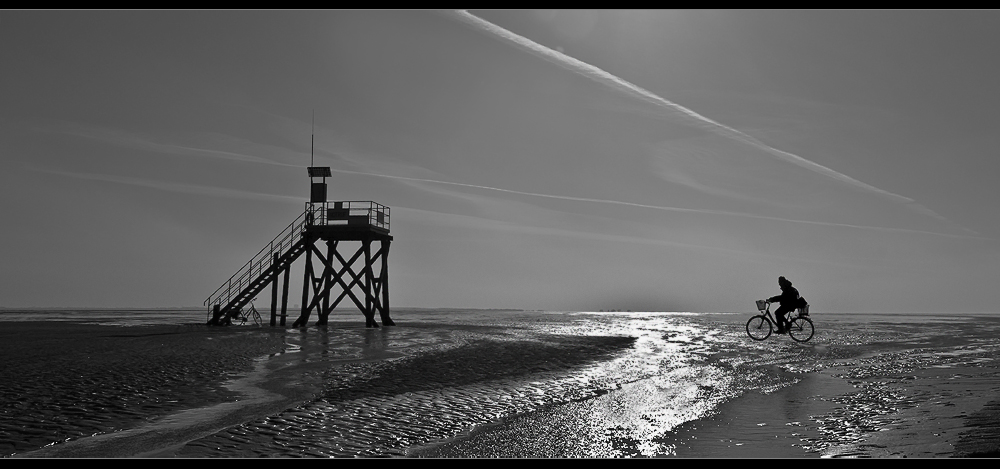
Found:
<box><xmin>1</xmin><ymin>10</ymin><xmax>998</xmax><ymax>314</ymax></box>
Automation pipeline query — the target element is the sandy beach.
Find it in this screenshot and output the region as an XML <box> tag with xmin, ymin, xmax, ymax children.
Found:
<box><xmin>2</xmin><ymin>310</ymin><xmax>999</xmax><ymax>458</ymax></box>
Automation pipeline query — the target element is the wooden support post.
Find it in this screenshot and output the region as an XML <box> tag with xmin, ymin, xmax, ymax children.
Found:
<box><xmin>368</xmin><ymin>240</ymin><xmax>384</xmax><ymax>322</ymax></box>
<box><xmin>364</xmin><ymin>238</ymin><xmax>378</xmax><ymax>328</ymax></box>
<box><xmin>371</xmin><ymin>250</ymin><xmax>382</xmax><ymax>319</ymax></box>
<box><xmin>380</xmin><ymin>240</ymin><xmax>394</xmax><ymax>325</ymax></box>
<box><xmin>270</xmin><ymin>252</ymin><xmax>279</xmax><ymax>327</ymax></box>
<box><xmin>293</xmin><ymin>242</ymin><xmax>314</xmax><ymax>327</ymax></box>
<box><xmin>298</xmin><ymin>241</ymin><xmax>335</xmax><ymax>327</ymax></box>
<box><xmin>280</xmin><ymin>263</ymin><xmax>290</xmax><ymax>327</ymax></box>
<box><xmin>320</xmin><ymin>240</ymin><xmax>335</xmax><ymax>324</ymax></box>
<box><xmin>328</xmin><ymin>240</ymin><xmax>344</xmax><ymax>312</ymax></box>
<box><xmin>315</xmin><ymin>240</ymin><xmax>335</xmax><ymax>326</ymax></box>
<box><xmin>209</xmin><ymin>304</ymin><xmax>222</xmax><ymax>326</ymax></box>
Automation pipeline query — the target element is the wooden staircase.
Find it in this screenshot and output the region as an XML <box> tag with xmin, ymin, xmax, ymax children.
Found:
<box><xmin>205</xmin><ymin>209</ymin><xmax>310</xmax><ymax>325</ymax></box>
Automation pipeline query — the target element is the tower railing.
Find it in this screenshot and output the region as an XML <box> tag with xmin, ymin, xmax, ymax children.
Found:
<box><xmin>306</xmin><ymin>200</ymin><xmax>390</xmax><ymax>231</ymax></box>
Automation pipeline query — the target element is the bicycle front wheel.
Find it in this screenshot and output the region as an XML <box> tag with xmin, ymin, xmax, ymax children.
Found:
<box><xmin>746</xmin><ymin>315</ymin><xmax>772</xmax><ymax>341</ymax></box>
<box><xmin>788</xmin><ymin>317</ymin><xmax>814</xmax><ymax>342</ymax></box>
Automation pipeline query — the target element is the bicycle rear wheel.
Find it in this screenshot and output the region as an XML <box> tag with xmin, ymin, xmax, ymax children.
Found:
<box><xmin>746</xmin><ymin>315</ymin><xmax>772</xmax><ymax>340</ymax></box>
<box><xmin>788</xmin><ymin>317</ymin><xmax>814</xmax><ymax>342</ymax></box>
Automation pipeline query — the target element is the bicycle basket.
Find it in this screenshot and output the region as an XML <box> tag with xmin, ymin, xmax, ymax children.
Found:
<box><xmin>755</xmin><ymin>299</ymin><xmax>767</xmax><ymax>310</ymax></box>
<box><xmin>797</xmin><ymin>304</ymin><xmax>810</xmax><ymax>316</ymax></box>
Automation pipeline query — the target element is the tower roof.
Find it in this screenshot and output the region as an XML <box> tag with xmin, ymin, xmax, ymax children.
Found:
<box><xmin>307</xmin><ymin>166</ymin><xmax>332</xmax><ymax>178</ymax></box>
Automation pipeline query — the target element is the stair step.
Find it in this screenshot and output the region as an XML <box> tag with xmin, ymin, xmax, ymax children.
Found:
<box><xmin>210</xmin><ymin>234</ymin><xmax>310</xmax><ymax>315</ymax></box>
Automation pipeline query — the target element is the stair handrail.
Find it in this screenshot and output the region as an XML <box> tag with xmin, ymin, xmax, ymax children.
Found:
<box><xmin>204</xmin><ymin>208</ymin><xmax>309</xmax><ymax>310</ymax></box>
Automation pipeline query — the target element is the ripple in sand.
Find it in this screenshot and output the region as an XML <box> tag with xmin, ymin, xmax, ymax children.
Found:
<box><xmin>178</xmin><ymin>334</ymin><xmax>639</xmax><ymax>458</ymax></box>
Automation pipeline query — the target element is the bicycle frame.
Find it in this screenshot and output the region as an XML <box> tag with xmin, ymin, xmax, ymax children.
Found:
<box><xmin>759</xmin><ymin>301</ymin><xmax>802</xmax><ymax>324</ymax></box>
<box><xmin>748</xmin><ymin>300</ymin><xmax>814</xmax><ymax>342</ymax></box>
<box><xmin>234</xmin><ymin>299</ymin><xmax>262</xmax><ymax>326</ymax></box>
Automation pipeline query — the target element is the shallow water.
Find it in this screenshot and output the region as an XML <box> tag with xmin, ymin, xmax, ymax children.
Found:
<box><xmin>4</xmin><ymin>309</ymin><xmax>1000</xmax><ymax>458</ymax></box>
<box><xmin>0</xmin><ymin>308</ymin><xmax>207</xmax><ymax>326</ymax></box>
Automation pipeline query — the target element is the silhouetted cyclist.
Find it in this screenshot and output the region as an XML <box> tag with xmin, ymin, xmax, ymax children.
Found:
<box><xmin>767</xmin><ymin>276</ymin><xmax>804</xmax><ymax>334</ymax></box>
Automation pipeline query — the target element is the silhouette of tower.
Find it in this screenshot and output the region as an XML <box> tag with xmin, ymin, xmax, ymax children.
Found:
<box><xmin>205</xmin><ymin>166</ymin><xmax>394</xmax><ymax>328</ymax></box>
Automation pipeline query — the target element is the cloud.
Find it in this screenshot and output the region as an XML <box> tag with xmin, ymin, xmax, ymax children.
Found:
<box><xmin>31</xmin><ymin>167</ymin><xmax>302</xmax><ymax>204</ymax></box>
<box><xmin>394</xmin><ymin>204</ymin><xmax>871</xmax><ymax>270</ymax></box>
<box><xmin>49</xmin><ymin>124</ymin><xmax>300</xmax><ymax>168</ymax></box>
<box><xmin>36</xmin><ymin>152</ymin><xmax>987</xmax><ymax>243</ymax></box>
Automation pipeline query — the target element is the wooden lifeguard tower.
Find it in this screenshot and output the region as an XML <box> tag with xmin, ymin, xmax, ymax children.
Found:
<box><xmin>205</xmin><ymin>166</ymin><xmax>394</xmax><ymax>328</ymax></box>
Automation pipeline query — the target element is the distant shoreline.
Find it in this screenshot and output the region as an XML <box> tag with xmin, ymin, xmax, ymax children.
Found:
<box><xmin>1</xmin><ymin>307</ymin><xmax>997</xmax><ymax>315</ymax></box>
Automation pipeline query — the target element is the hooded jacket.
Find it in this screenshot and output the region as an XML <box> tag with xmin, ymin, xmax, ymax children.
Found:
<box><xmin>768</xmin><ymin>279</ymin><xmax>801</xmax><ymax>306</ymax></box>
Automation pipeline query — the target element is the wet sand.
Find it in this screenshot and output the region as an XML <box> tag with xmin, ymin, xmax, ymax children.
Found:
<box><xmin>3</xmin><ymin>313</ymin><xmax>1000</xmax><ymax>458</ymax></box>
<box><xmin>0</xmin><ymin>322</ymin><xmax>291</xmax><ymax>457</ymax></box>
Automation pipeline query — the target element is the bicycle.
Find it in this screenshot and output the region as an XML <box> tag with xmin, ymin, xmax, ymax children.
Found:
<box><xmin>746</xmin><ymin>299</ymin><xmax>814</xmax><ymax>342</ymax></box>
<box><xmin>232</xmin><ymin>299</ymin><xmax>263</xmax><ymax>326</ymax></box>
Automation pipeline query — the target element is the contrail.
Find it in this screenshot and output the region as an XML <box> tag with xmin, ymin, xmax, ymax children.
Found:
<box><xmin>51</xmin><ymin>124</ymin><xmax>301</xmax><ymax>168</ymax></box>
<box><xmin>445</xmin><ymin>10</ymin><xmax>965</xmax><ymax>225</ymax></box>
<box><xmin>324</xmin><ymin>165</ymin><xmax>990</xmax><ymax>241</ymax></box>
